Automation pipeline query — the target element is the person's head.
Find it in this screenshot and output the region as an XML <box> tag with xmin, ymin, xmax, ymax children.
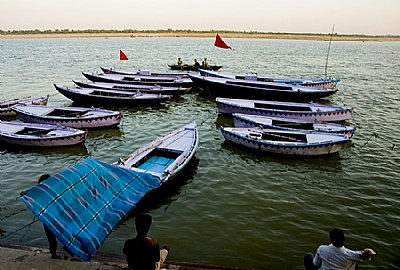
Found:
<box><xmin>204</xmin><ymin>58</ymin><xmax>207</xmax><ymax>61</ymax></box>
<box><xmin>178</xmin><ymin>57</ymin><xmax>181</xmax><ymax>60</ymax></box>
<box><xmin>329</xmin><ymin>228</ymin><xmax>345</xmax><ymax>247</ymax></box>
<box><xmin>135</xmin><ymin>213</ymin><xmax>152</xmax><ymax>236</ymax></box>
<box><xmin>38</xmin><ymin>174</ymin><xmax>51</xmax><ymax>184</ymax></box>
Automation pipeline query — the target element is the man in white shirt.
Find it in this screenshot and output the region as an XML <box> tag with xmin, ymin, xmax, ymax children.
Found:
<box><xmin>304</xmin><ymin>228</ymin><xmax>376</xmax><ymax>270</ymax></box>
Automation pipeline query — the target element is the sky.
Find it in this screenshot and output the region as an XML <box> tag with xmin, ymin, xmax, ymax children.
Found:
<box><xmin>0</xmin><ymin>0</ymin><xmax>399</xmax><ymax>35</ymax></box>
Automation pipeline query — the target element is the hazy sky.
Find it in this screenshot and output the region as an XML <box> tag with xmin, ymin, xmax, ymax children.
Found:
<box><xmin>1</xmin><ymin>0</ymin><xmax>398</xmax><ymax>35</ymax></box>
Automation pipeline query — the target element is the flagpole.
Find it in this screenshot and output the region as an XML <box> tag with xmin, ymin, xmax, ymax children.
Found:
<box><xmin>325</xmin><ymin>24</ymin><xmax>335</xmax><ymax>79</ymax></box>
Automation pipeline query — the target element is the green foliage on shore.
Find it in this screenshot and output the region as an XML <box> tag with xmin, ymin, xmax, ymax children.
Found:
<box><xmin>0</xmin><ymin>29</ymin><xmax>399</xmax><ymax>39</ymax></box>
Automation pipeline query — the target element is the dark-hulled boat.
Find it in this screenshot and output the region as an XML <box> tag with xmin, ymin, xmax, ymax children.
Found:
<box><xmin>189</xmin><ymin>73</ymin><xmax>337</xmax><ymax>101</ymax></box>
<box><xmin>72</xmin><ymin>80</ymin><xmax>191</xmax><ymax>96</ymax></box>
<box><xmin>82</xmin><ymin>72</ymin><xmax>193</xmax><ymax>87</ymax></box>
<box><xmin>101</xmin><ymin>66</ymin><xmax>189</xmax><ymax>77</ymax></box>
<box><xmin>54</xmin><ymin>84</ymin><xmax>171</xmax><ymax>107</ymax></box>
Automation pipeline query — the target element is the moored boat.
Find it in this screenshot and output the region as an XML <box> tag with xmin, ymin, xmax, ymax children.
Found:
<box><xmin>54</xmin><ymin>84</ymin><xmax>171</xmax><ymax>107</ymax></box>
<box><xmin>116</xmin><ymin>121</ymin><xmax>198</xmax><ymax>184</ymax></box>
<box><xmin>0</xmin><ymin>120</ymin><xmax>87</xmax><ymax>147</ymax></box>
<box><xmin>82</xmin><ymin>72</ymin><xmax>193</xmax><ymax>87</ymax></box>
<box><xmin>72</xmin><ymin>80</ymin><xmax>191</xmax><ymax>96</ymax></box>
<box><xmin>199</xmin><ymin>69</ymin><xmax>340</xmax><ymax>89</ymax></box>
<box><xmin>18</xmin><ymin>122</ymin><xmax>198</xmax><ymax>261</ymax></box>
<box><xmin>216</xmin><ymin>98</ymin><xmax>353</xmax><ymax>122</ymax></box>
<box><xmin>12</xmin><ymin>104</ymin><xmax>122</xmax><ymax>129</ymax></box>
<box><xmin>189</xmin><ymin>73</ymin><xmax>337</xmax><ymax>101</ymax></box>
<box><xmin>221</xmin><ymin>126</ymin><xmax>350</xmax><ymax>156</ymax></box>
<box><xmin>0</xmin><ymin>95</ymin><xmax>49</xmax><ymax>119</ymax></box>
<box><xmin>233</xmin><ymin>113</ymin><xmax>355</xmax><ymax>138</ymax></box>
<box><xmin>101</xmin><ymin>66</ymin><xmax>189</xmax><ymax>77</ymax></box>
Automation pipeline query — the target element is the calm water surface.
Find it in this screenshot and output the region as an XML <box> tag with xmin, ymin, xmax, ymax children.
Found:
<box><xmin>0</xmin><ymin>37</ymin><xmax>399</xmax><ymax>270</ymax></box>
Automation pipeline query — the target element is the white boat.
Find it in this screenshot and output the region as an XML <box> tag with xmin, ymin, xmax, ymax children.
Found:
<box><xmin>0</xmin><ymin>120</ymin><xmax>87</xmax><ymax>147</ymax></box>
<box><xmin>233</xmin><ymin>113</ymin><xmax>356</xmax><ymax>138</ymax></box>
<box><xmin>100</xmin><ymin>66</ymin><xmax>189</xmax><ymax>77</ymax></box>
<box><xmin>199</xmin><ymin>69</ymin><xmax>340</xmax><ymax>89</ymax></box>
<box><xmin>12</xmin><ymin>105</ymin><xmax>122</xmax><ymax>129</ymax></box>
<box><xmin>216</xmin><ymin>98</ymin><xmax>353</xmax><ymax>122</ymax></box>
<box><xmin>221</xmin><ymin>127</ymin><xmax>350</xmax><ymax>156</ymax></box>
<box><xmin>116</xmin><ymin>122</ymin><xmax>198</xmax><ymax>185</ymax></box>
<box><xmin>0</xmin><ymin>95</ymin><xmax>49</xmax><ymax>119</ymax></box>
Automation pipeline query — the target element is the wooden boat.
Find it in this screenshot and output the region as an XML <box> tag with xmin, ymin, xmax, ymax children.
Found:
<box><xmin>116</xmin><ymin>122</ymin><xmax>199</xmax><ymax>185</ymax></box>
<box><xmin>199</xmin><ymin>69</ymin><xmax>340</xmax><ymax>89</ymax></box>
<box><xmin>221</xmin><ymin>126</ymin><xmax>350</xmax><ymax>156</ymax></box>
<box><xmin>54</xmin><ymin>84</ymin><xmax>171</xmax><ymax>107</ymax></box>
<box><xmin>168</xmin><ymin>64</ymin><xmax>222</xmax><ymax>71</ymax></box>
<box><xmin>18</xmin><ymin>122</ymin><xmax>198</xmax><ymax>261</ymax></box>
<box><xmin>189</xmin><ymin>73</ymin><xmax>337</xmax><ymax>101</ymax></box>
<box><xmin>82</xmin><ymin>72</ymin><xmax>193</xmax><ymax>87</ymax></box>
<box><xmin>101</xmin><ymin>66</ymin><xmax>189</xmax><ymax>77</ymax></box>
<box><xmin>216</xmin><ymin>98</ymin><xmax>353</xmax><ymax>122</ymax></box>
<box><xmin>72</xmin><ymin>80</ymin><xmax>191</xmax><ymax>96</ymax></box>
<box><xmin>0</xmin><ymin>95</ymin><xmax>49</xmax><ymax>119</ymax></box>
<box><xmin>233</xmin><ymin>113</ymin><xmax>356</xmax><ymax>138</ymax></box>
<box><xmin>12</xmin><ymin>104</ymin><xmax>122</xmax><ymax>129</ymax></box>
<box><xmin>0</xmin><ymin>120</ymin><xmax>87</xmax><ymax>147</ymax></box>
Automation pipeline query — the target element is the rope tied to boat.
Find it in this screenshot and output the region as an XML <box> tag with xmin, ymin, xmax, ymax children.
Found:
<box><xmin>359</xmin><ymin>132</ymin><xmax>396</xmax><ymax>150</ymax></box>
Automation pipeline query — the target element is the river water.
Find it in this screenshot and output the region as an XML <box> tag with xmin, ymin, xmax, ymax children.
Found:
<box><xmin>0</xmin><ymin>37</ymin><xmax>399</xmax><ymax>270</ymax></box>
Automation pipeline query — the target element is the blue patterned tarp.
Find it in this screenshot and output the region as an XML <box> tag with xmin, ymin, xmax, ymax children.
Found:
<box><xmin>18</xmin><ymin>157</ymin><xmax>161</xmax><ymax>261</ymax></box>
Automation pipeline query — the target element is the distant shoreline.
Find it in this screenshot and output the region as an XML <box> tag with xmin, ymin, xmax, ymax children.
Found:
<box><xmin>1</xmin><ymin>31</ymin><xmax>400</xmax><ymax>42</ymax></box>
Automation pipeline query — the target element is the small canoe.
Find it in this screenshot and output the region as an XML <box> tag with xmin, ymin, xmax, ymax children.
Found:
<box><xmin>221</xmin><ymin>127</ymin><xmax>350</xmax><ymax>156</ymax></box>
<box><xmin>233</xmin><ymin>113</ymin><xmax>356</xmax><ymax>138</ymax></box>
<box><xmin>116</xmin><ymin>122</ymin><xmax>198</xmax><ymax>185</ymax></box>
<box><xmin>168</xmin><ymin>64</ymin><xmax>222</xmax><ymax>71</ymax></box>
<box><xmin>0</xmin><ymin>120</ymin><xmax>87</xmax><ymax>147</ymax></box>
<box><xmin>82</xmin><ymin>72</ymin><xmax>193</xmax><ymax>87</ymax></box>
<box><xmin>199</xmin><ymin>69</ymin><xmax>340</xmax><ymax>89</ymax></box>
<box><xmin>101</xmin><ymin>66</ymin><xmax>189</xmax><ymax>77</ymax></box>
<box><xmin>54</xmin><ymin>84</ymin><xmax>171</xmax><ymax>107</ymax></box>
<box><xmin>72</xmin><ymin>80</ymin><xmax>191</xmax><ymax>96</ymax></box>
<box><xmin>216</xmin><ymin>98</ymin><xmax>353</xmax><ymax>122</ymax></box>
<box><xmin>0</xmin><ymin>95</ymin><xmax>49</xmax><ymax>119</ymax></box>
<box><xmin>189</xmin><ymin>73</ymin><xmax>337</xmax><ymax>101</ymax></box>
<box><xmin>12</xmin><ymin>104</ymin><xmax>122</xmax><ymax>129</ymax></box>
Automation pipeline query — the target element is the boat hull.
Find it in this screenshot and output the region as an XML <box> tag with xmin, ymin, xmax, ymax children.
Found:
<box><xmin>12</xmin><ymin>105</ymin><xmax>122</xmax><ymax>129</ymax></box>
<box><xmin>221</xmin><ymin>127</ymin><xmax>349</xmax><ymax>156</ymax></box>
<box><xmin>0</xmin><ymin>96</ymin><xmax>49</xmax><ymax>119</ymax></box>
<box><xmin>189</xmin><ymin>74</ymin><xmax>336</xmax><ymax>101</ymax></box>
<box><xmin>0</xmin><ymin>121</ymin><xmax>86</xmax><ymax>147</ymax></box>
<box><xmin>232</xmin><ymin>113</ymin><xmax>355</xmax><ymax>138</ymax></box>
<box><xmin>216</xmin><ymin>98</ymin><xmax>353</xmax><ymax>122</ymax></box>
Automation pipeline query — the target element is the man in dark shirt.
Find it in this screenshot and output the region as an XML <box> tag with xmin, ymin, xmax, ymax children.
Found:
<box><xmin>123</xmin><ymin>214</ymin><xmax>169</xmax><ymax>270</ymax></box>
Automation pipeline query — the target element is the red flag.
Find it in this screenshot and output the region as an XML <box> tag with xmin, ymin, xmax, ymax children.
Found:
<box><xmin>214</xmin><ymin>34</ymin><xmax>232</xmax><ymax>49</ymax></box>
<box><xmin>119</xmin><ymin>50</ymin><xmax>128</xmax><ymax>60</ymax></box>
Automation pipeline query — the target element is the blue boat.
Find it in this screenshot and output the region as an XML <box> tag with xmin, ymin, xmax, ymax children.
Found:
<box><xmin>18</xmin><ymin>122</ymin><xmax>198</xmax><ymax>261</ymax></box>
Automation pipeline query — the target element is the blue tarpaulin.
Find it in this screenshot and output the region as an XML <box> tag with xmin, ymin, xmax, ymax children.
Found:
<box><xmin>18</xmin><ymin>157</ymin><xmax>162</xmax><ymax>262</ymax></box>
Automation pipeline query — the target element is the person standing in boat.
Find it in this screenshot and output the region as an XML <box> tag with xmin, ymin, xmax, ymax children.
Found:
<box><xmin>123</xmin><ymin>213</ymin><xmax>169</xmax><ymax>270</ymax></box>
<box><xmin>203</xmin><ymin>58</ymin><xmax>209</xmax><ymax>68</ymax></box>
<box><xmin>177</xmin><ymin>57</ymin><xmax>183</xmax><ymax>66</ymax></box>
<box><xmin>304</xmin><ymin>228</ymin><xmax>376</xmax><ymax>270</ymax></box>
<box><xmin>38</xmin><ymin>174</ymin><xmax>60</xmax><ymax>259</ymax></box>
